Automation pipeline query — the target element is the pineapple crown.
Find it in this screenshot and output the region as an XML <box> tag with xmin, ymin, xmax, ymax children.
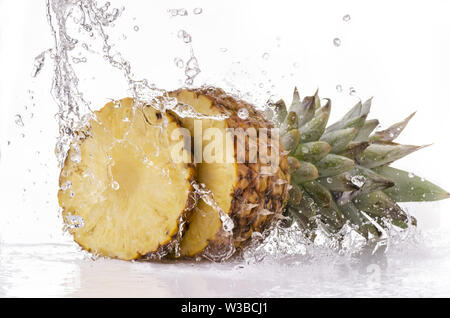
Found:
<box><xmin>265</xmin><ymin>87</ymin><xmax>450</xmax><ymax>240</ymax></box>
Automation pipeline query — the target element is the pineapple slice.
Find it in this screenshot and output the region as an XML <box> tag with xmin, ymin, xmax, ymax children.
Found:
<box><xmin>170</xmin><ymin>88</ymin><xmax>290</xmax><ymax>259</ymax></box>
<box><xmin>58</xmin><ymin>98</ymin><xmax>195</xmax><ymax>260</ymax></box>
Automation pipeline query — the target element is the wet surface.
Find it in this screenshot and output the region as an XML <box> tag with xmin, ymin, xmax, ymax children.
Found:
<box><xmin>1</xmin><ymin>230</ymin><xmax>450</xmax><ymax>297</ymax></box>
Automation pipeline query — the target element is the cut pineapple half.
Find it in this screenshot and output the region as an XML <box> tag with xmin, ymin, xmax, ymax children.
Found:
<box><xmin>58</xmin><ymin>98</ymin><xmax>195</xmax><ymax>260</ymax></box>
<box><xmin>170</xmin><ymin>88</ymin><xmax>290</xmax><ymax>259</ymax></box>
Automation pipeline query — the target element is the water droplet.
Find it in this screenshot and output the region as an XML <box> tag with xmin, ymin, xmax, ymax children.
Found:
<box><xmin>70</xmin><ymin>151</ymin><xmax>81</xmax><ymax>164</ymax></box>
<box><xmin>220</xmin><ymin>47</ymin><xmax>228</xmax><ymax>53</ymax></box>
<box><xmin>262</xmin><ymin>52</ymin><xmax>270</xmax><ymax>60</ymax></box>
<box><xmin>349</xmin><ymin>87</ymin><xmax>356</xmax><ymax>96</ymax></box>
<box><xmin>174</xmin><ymin>58</ymin><xmax>184</xmax><ymax>68</ymax></box>
<box><xmin>333</xmin><ymin>38</ymin><xmax>341</xmax><ymax>47</ymax></box>
<box><xmin>112</xmin><ymin>181</ymin><xmax>120</xmax><ymax>190</ymax></box>
<box><xmin>177</xmin><ymin>9</ymin><xmax>188</xmax><ymax>16</ymax></box>
<box><xmin>31</xmin><ymin>51</ymin><xmax>47</xmax><ymax>77</ymax></box>
<box><xmin>343</xmin><ymin>14</ymin><xmax>351</xmax><ymax>22</ymax></box>
<box><xmin>326</xmin><ymin>177</ymin><xmax>333</xmax><ymax>184</ymax></box>
<box><xmin>133</xmin><ymin>25</ymin><xmax>139</xmax><ymax>31</ymax></box>
<box><xmin>185</xmin><ymin>55</ymin><xmax>200</xmax><ymax>85</ymax></box>
<box><xmin>14</xmin><ymin>114</ymin><xmax>24</xmax><ymax>127</ymax></box>
<box><xmin>408</xmin><ymin>172</ymin><xmax>415</xmax><ymax>178</ymax></box>
<box><xmin>61</xmin><ymin>181</ymin><xmax>72</xmax><ymax>191</ymax></box>
<box><xmin>72</xmin><ymin>57</ymin><xmax>87</xmax><ymax>64</ymax></box>
<box><xmin>65</xmin><ymin>213</ymin><xmax>84</xmax><ymax>230</ymax></box>
<box><xmin>238</xmin><ymin>108</ymin><xmax>249</xmax><ymax>119</ymax></box>
<box><xmin>336</xmin><ymin>84</ymin><xmax>343</xmax><ymax>92</ymax></box>
<box><xmin>193</xmin><ymin>7</ymin><xmax>203</xmax><ymax>15</ymax></box>
<box><xmin>351</xmin><ymin>175</ymin><xmax>366</xmax><ymax>188</ymax></box>
<box><xmin>177</xmin><ymin>30</ymin><xmax>191</xmax><ymax>43</ymax></box>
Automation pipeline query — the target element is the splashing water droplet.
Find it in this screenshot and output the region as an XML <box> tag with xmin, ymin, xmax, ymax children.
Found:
<box><xmin>349</xmin><ymin>87</ymin><xmax>356</xmax><ymax>96</ymax></box>
<box><xmin>343</xmin><ymin>14</ymin><xmax>351</xmax><ymax>22</ymax></box>
<box><xmin>61</xmin><ymin>181</ymin><xmax>72</xmax><ymax>191</ymax></box>
<box><xmin>168</xmin><ymin>9</ymin><xmax>178</xmax><ymax>16</ymax></box>
<box><xmin>333</xmin><ymin>38</ymin><xmax>341</xmax><ymax>47</ymax></box>
<box><xmin>177</xmin><ymin>30</ymin><xmax>192</xmax><ymax>43</ymax></box>
<box><xmin>174</xmin><ymin>58</ymin><xmax>184</xmax><ymax>69</ymax></box>
<box><xmin>70</xmin><ymin>151</ymin><xmax>81</xmax><ymax>164</ymax></box>
<box><xmin>72</xmin><ymin>57</ymin><xmax>87</xmax><ymax>64</ymax></box>
<box><xmin>351</xmin><ymin>175</ymin><xmax>366</xmax><ymax>188</ymax></box>
<box><xmin>184</xmin><ymin>53</ymin><xmax>200</xmax><ymax>85</ymax></box>
<box><xmin>238</xmin><ymin>108</ymin><xmax>249</xmax><ymax>119</ymax></box>
<box><xmin>177</xmin><ymin>8</ymin><xmax>188</xmax><ymax>16</ymax></box>
<box><xmin>112</xmin><ymin>181</ymin><xmax>120</xmax><ymax>190</ymax></box>
<box><xmin>193</xmin><ymin>7</ymin><xmax>203</xmax><ymax>15</ymax></box>
<box><xmin>31</xmin><ymin>50</ymin><xmax>47</xmax><ymax>77</ymax></box>
<box><xmin>133</xmin><ymin>25</ymin><xmax>139</xmax><ymax>31</ymax></box>
<box><xmin>14</xmin><ymin>114</ymin><xmax>24</xmax><ymax>127</ymax></box>
<box><xmin>262</xmin><ymin>52</ymin><xmax>270</xmax><ymax>60</ymax></box>
<box><xmin>336</xmin><ymin>84</ymin><xmax>343</xmax><ymax>93</ymax></box>
<box><xmin>65</xmin><ymin>213</ymin><xmax>84</xmax><ymax>230</ymax></box>
<box><xmin>220</xmin><ymin>47</ymin><xmax>228</xmax><ymax>53</ymax></box>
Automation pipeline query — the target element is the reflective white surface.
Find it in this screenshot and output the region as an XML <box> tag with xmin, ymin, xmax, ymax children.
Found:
<box><xmin>1</xmin><ymin>230</ymin><xmax>450</xmax><ymax>297</ymax></box>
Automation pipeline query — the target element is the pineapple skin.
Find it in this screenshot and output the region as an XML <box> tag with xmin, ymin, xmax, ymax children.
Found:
<box><xmin>170</xmin><ymin>88</ymin><xmax>290</xmax><ymax>259</ymax></box>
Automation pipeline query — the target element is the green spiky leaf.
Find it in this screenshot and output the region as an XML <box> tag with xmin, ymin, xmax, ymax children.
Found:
<box><xmin>299</xmin><ymin>100</ymin><xmax>331</xmax><ymax>143</ymax></box>
<box><xmin>354</xmin><ymin>119</ymin><xmax>379</xmax><ymax>142</ymax></box>
<box><xmin>353</xmin><ymin>191</ymin><xmax>409</xmax><ymax>224</ymax></box>
<box><xmin>281</xmin><ymin>129</ymin><xmax>301</xmax><ymax>152</ymax></box>
<box><xmin>320</xmin><ymin>127</ymin><xmax>358</xmax><ymax>153</ymax></box>
<box><xmin>302</xmin><ymin>180</ymin><xmax>333</xmax><ymax>208</ymax></box>
<box><xmin>373</xmin><ymin>166</ymin><xmax>450</xmax><ymax>202</ymax></box>
<box><xmin>292</xmin><ymin>141</ymin><xmax>331</xmax><ymax>162</ymax></box>
<box><xmin>369</xmin><ymin>112</ymin><xmax>415</xmax><ymax>143</ymax></box>
<box><xmin>315</xmin><ymin>154</ymin><xmax>355</xmax><ymax>177</ymax></box>
<box><xmin>339</xmin><ymin>141</ymin><xmax>370</xmax><ymax>159</ymax></box>
<box><xmin>291</xmin><ymin>161</ymin><xmax>319</xmax><ymax>183</ymax></box>
<box><xmin>355</xmin><ymin>143</ymin><xmax>427</xmax><ymax>168</ymax></box>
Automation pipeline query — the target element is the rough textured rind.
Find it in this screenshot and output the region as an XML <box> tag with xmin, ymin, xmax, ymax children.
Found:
<box><xmin>171</xmin><ymin>87</ymin><xmax>290</xmax><ymax>258</ymax></box>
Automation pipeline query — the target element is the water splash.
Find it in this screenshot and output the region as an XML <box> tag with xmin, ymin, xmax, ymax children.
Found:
<box><xmin>333</xmin><ymin>38</ymin><xmax>341</xmax><ymax>47</ymax></box>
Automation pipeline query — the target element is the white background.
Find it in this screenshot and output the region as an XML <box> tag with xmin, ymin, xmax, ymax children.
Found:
<box><xmin>1</xmin><ymin>0</ymin><xmax>450</xmax><ymax>297</ymax></box>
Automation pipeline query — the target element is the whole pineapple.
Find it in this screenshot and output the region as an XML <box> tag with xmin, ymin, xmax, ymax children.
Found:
<box><xmin>58</xmin><ymin>87</ymin><xmax>449</xmax><ymax>261</ymax></box>
<box><xmin>266</xmin><ymin>88</ymin><xmax>449</xmax><ymax>241</ymax></box>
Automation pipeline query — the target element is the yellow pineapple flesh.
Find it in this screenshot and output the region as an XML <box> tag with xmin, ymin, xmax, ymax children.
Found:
<box><xmin>58</xmin><ymin>98</ymin><xmax>195</xmax><ymax>260</ymax></box>
<box><xmin>170</xmin><ymin>88</ymin><xmax>290</xmax><ymax>259</ymax></box>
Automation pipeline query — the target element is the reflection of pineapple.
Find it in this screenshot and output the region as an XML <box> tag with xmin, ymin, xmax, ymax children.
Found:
<box><xmin>267</xmin><ymin>88</ymin><xmax>449</xmax><ymax>240</ymax></box>
<box><xmin>169</xmin><ymin>88</ymin><xmax>290</xmax><ymax>259</ymax></box>
<box><xmin>58</xmin><ymin>98</ymin><xmax>195</xmax><ymax>260</ymax></box>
